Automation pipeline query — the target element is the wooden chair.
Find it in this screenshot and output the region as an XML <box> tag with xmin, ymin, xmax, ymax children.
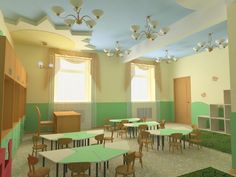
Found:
<box><xmin>57</xmin><ymin>138</ymin><xmax>73</xmax><ymax>149</ymax></box>
<box><xmin>95</xmin><ymin>134</ymin><xmax>105</xmax><ymax>145</ymax></box>
<box><xmin>104</xmin><ymin>128</ymin><xmax>114</xmax><ymax>143</ymax></box>
<box><xmin>160</xmin><ymin>120</ymin><xmax>166</xmax><ymax>129</ymax></box>
<box><xmin>68</xmin><ymin>162</ymin><xmax>91</xmax><ymax>177</ymax></box>
<box><xmin>32</xmin><ymin>134</ymin><xmax>47</xmax><ymax>156</ymax></box>
<box><xmin>189</xmin><ymin>129</ymin><xmax>201</xmax><ymax>149</ymax></box>
<box><xmin>117</xmin><ymin>120</ymin><xmax>128</xmax><ymax>138</ymax></box>
<box><xmin>27</xmin><ymin>154</ymin><xmax>50</xmax><ymax>177</ymax></box>
<box><xmin>139</xmin><ymin>118</ymin><xmax>147</xmax><ymax>122</ymax></box>
<box><xmin>137</xmin><ymin>125</ymin><xmax>148</xmax><ymax>144</ymax></box>
<box><xmin>115</xmin><ymin>152</ymin><xmax>136</xmax><ymax>177</ymax></box>
<box><xmin>139</xmin><ymin>131</ymin><xmax>153</xmax><ymax>151</ymax></box>
<box><xmin>103</xmin><ymin>118</ymin><xmax>112</xmax><ymax>131</ymax></box>
<box><xmin>169</xmin><ymin>133</ymin><xmax>183</xmax><ymax>153</ymax></box>
<box><xmin>134</xmin><ymin>142</ymin><xmax>144</xmax><ymax>168</ymax></box>
<box><xmin>35</xmin><ymin>106</ymin><xmax>54</xmax><ymax>134</ymax></box>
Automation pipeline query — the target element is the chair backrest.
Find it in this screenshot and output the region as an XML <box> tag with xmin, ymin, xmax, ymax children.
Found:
<box><xmin>138</xmin><ymin>125</ymin><xmax>148</xmax><ymax>133</ymax></box>
<box><xmin>160</xmin><ymin>120</ymin><xmax>166</xmax><ymax>129</ymax></box>
<box><xmin>7</xmin><ymin>139</ymin><xmax>12</xmax><ymax>161</ymax></box>
<box><xmin>140</xmin><ymin>131</ymin><xmax>150</xmax><ymax>139</ymax></box>
<box><xmin>124</xmin><ymin>152</ymin><xmax>135</xmax><ymax>171</ymax></box>
<box><xmin>121</xmin><ymin>120</ymin><xmax>128</xmax><ymax>124</ymax></box>
<box><xmin>191</xmin><ymin>124</ymin><xmax>198</xmax><ymax>130</ymax></box>
<box><xmin>27</xmin><ymin>154</ymin><xmax>39</xmax><ymax>174</ymax></box>
<box><xmin>170</xmin><ymin>133</ymin><xmax>183</xmax><ymax>143</ymax></box>
<box><xmin>104</xmin><ymin>118</ymin><xmax>110</xmax><ymax>124</ymax></box>
<box><xmin>68</xmin><ymin>162</ymin><xmax>90</xmax><ymax>176</ymax></box>
<box><xmin>95</xmin><ymin>134</ymin><xmax>104</xmax><ymax>144</ymax></box>
<box><xmin>58</xmin><ymin>138</ymin><xmax>73</xmax><ymax>149</ymax></box>
<box><xmin>139</xmin><ymin>118</ymin><xmax>147</xmax><ymax>122</ymax></box>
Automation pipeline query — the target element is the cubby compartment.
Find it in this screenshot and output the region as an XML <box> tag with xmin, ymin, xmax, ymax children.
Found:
<box><xmin>225</xmin><ymin>119</ymin><xmax>231</xmax><ymax>134</ymax></box>
<box><xmin>211</xmin><ymin>118</ymin><xmax>225</xmax><ymax>133</ymax></box>
<box><xmin>224</xmin><ymin>90</ymin><xmax>231</xmax><ymax>105</ymax></box>
<box><xmin>198</xmin><ymin>116</ymin><xmax>210</xmax><ymax>130</ymax></box>
<box><xmin>210</xmin><ymin>104</ymin><xmax>224</xmax><ymax>118</ymax></box>
<box><xmin>224</xmin><ymin>105</ymin><xmax>231</xmax><ymax>119</ymax></box>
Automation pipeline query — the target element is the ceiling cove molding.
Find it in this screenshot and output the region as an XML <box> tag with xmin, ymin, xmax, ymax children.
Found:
<box><xmin>123</xmin><ymin>0</ymin><xmax>228</xmax><ymax>63</ymax></box>
<box><xmin>4</xmin><ymin>15</ymin><xmax>92</xmax><ymax>36</ymax></box>
<box><xmin>6</xmin><ymin>16</ymin><xmax>93</xmax><ymax>51</ymax></box>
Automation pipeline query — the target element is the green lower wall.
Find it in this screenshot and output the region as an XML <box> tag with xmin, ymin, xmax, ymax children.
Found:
<box><xmin>1</xmin><ymin>117</ymin><xmax>25</xmax><ymax>157</ymax></box>
<box><xmin>96</xmin><ymin>102</ymin><xmax>130</xmax><ymax>126</ymax></box>
<box><xmin>191</xmin><ymin>102</ymin><xmax>209</xmax><ymax>124</ymax></box>
<box><xmin>24</xmin><ymin>101</ymin><xmax>211</xmax><ymax>131</ymax></box>
<box><xmin>158</xmin><ymin>101</ymin><xmax>174</xmax><ymax>121</ymax></box>
<box><xmin>231</xmin><ymin>112</ymin><xmax>236</xmax><ymax>168</ymax></box>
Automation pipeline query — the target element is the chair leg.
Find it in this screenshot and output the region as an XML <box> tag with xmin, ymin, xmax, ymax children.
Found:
<box><xmin>139</xmin><ymin>157</ymin><xmax>143</xmax><ymax>168</ymax></box>
<box><xmin>133</xmin><ymin>172</ymin><xmax>136</xmax><ymax>177</ymax></box>
<box><xmin>115</xmin><ymin>171</ymin><xmax>118</xmax><ymax>177</ymax></box>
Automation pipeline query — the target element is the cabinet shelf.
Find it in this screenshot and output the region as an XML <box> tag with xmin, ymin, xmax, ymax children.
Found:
<box><xmin>198</xmin><ymin>89</ymin><xmax>231</xmax><ymax>135</ymax></box>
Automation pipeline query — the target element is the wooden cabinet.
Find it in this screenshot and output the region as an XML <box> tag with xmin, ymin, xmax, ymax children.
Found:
<box><xmin>54</xmin><ymin>111</ymin><xmax>81</xmax><ymax>133</ymax></box>
<box><xmin>4</xmin><ymin>40</ymin><xmax>15</xmax><ymax>79</ymax></box>
<box><xmin>0</xmin><ymin>36</ymin><xmax>27</xmax><ymax>141</ymax></box>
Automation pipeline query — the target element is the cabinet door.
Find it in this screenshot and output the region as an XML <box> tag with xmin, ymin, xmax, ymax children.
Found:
<box><xmin>4</xmin><ymin>41</ymin><xmax>15</xmax><ymax>78</ymax></box>
<box><xmin>15</xmin><ymin>58</ymin><xmax>21</xmax><ymax>83</ymax></box>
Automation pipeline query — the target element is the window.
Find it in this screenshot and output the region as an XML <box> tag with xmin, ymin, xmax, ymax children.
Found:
<box><xmin>131</xmin><ymin>63</ymin><xmax>155</xmax><ymax>102</ymax></box>
<box><xmin>54</xmin><ymin>56</ymin><xmax>91</xmax><ymax>102</ymax></box>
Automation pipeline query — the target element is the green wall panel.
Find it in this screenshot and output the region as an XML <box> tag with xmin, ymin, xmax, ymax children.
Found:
<box><xmin>159</xmin><ymin>101</ymin><xmax>174</xmax><ymax>122</ymax></box>
<box><xmin>25</xmin><ymin>103</ymin><xmax>49</xmax><ymax>133</ymax></box>
<box><xmin>96</xmin><ymin>102</ymin><xmax>129</xmax><ymax>126</ymax></box>
<box><xmin>1</xmin><ymin>117</ymin><xmax>25</xmax><ymax>158</ymax></box>
<box><xmin>191</xmin><ymin>102</ymin><xmax>209</xmax><ymax>124</ymax></box>
<box><xmin>231</xmin><ymin>112</ymin><xmax>236</xmax><ymax>168</ymax></box>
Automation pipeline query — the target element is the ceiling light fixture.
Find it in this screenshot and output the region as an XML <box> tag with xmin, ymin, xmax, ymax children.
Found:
<box><xmin>52</xmin><ymin>0</ymin><xmax>104</xmax><ymax>29</ymax></box>
<box><xmin>130</xmin><ymin>16</ymin><xmax>169</xmax><ymax>41</ymax></box>
<box><xmin>104</xmin><ymin>41</ymin><xmax>131</xmax><ymax>57</ymax></box>
<box><xmin>193</xmin><ymin>32</ymin><xmax>228</xmax><ymax>52</ymax></box>
<box><xmin>155</xmin><ymin>50</ymin><xmax>178</xmax><ymax>63</ymax></box>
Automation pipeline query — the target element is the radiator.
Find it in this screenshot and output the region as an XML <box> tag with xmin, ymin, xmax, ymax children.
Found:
<box><xmin>137</xmin><ymin>107</ymin><xmax>152</xmax><ymax>118</ymax></box>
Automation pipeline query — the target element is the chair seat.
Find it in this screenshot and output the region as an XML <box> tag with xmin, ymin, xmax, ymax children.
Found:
<box><xmin>115</xmin><ymin>165</ymin><xmax>135</xmax><ymax>175</ymax></box>
<box><xmin>28</xmin><ymin>167</ymin><xmax>50</xmax><ymax>177</ymax></box>
<box><xmin>134</xmin><ymin>152</ymin><xmax>142</xmax><ymax>158</ymax></box>
<box><xmin>33</xmin><ymin>144</ymin><xmax>47</xmax><ymax>150</ymax></box>
<box><xmin>189</xmin><ymin>139</ymin><xmax>201</xmax><ymax>143</ymax></box>
<box><xmin>104</xmin><ymin>137</ymin><xmax>114</xmax><ymax>141</ymax></box>
<box><xmin>40</xmin><ymin>120</ymin><xmax>54</xmax><ymax>125</ymax></box>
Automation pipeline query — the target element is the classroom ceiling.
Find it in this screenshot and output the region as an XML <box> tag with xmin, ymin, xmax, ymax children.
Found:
<box><xmin>0</xmin><ymin>0</ymin><xmax>232</xmax><ymax>61</ymax></box>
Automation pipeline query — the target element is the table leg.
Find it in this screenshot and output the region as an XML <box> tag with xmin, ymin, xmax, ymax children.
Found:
<box><xmin>51</xmin><ymin>141</ymin><xmax>53</xmax><ymax>150</ymax></box>
<box><xmin>82</xmin><ymin>140</ymin><xmax>84</xmax><ymax>146</ymax></box>
<box><xmin>87</xmin><ymin>139</ymin><xmax>90</xmax><ymax>146</ymax></box>
<box><xmin>63</xmin><ymin>164</ymin><xmax>66</xmax><ymax>177</ymax></box>
<box><xmin>42</xmin><ymin>138</ymin><xmax>44</xmax><ymax>144</ymax></box>
<box><xmin>107</xmin><ymin>161</ymin><xmax>109</xmax><ymax>168</ymax></box>
<box><xmin>42</xmin><ymin>157</ymin><xmax>45</xmax><ymax>167</ymax></box>
<box><xmin>183</xmin><ymin>135</ymin><xmax>186</xmax><ymax>149</ymax></box>
<box><xmin>55</xmin><ymin>141</ymin><xmax>58</xmax><ymax>150</ymax></box>
<box><xmin>56</xmin><ymin>163</ymin><xmax>59</xmax><ymax>177</ymax></box>
<box><xmin>162</xmin><ymin>136</ymin><xmax>164</xmax><ymax>151</ymax></box>
<box><xmin>157</xmin><ymin>136</ymin><xmax>160</xmax><ymax>150</ymax></box>
<box><xmin>73</xmin><ymin>140</ymin><xmax>75</xmax><ymax>147</ymax></box>
<box><xmin>89</xmin><ymin>166</ymin><xmax>91</xmax><ymax>176</ymax></box>
<box><xmin>104</xmin><ymin>161</ymin><xmax>106</xmax><ymax>177</ymax></box>
<box><xmin>96</xmin><ymin>163</ymin><xmax>98</xmax><ymax>177</ymax></box>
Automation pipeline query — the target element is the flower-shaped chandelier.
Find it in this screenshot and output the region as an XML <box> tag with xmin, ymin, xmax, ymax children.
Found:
<box><xmin>104</xmin><ymin>41</ymin><xmax>131</xmax><ymax>57</ymax></box>
<box><xmin>52</xmin><ymin>0</ymin><xmax>104</xmax><ymax>29</ymax></box>
<box><xmin>193</xmin><ymin>32</ymin><xmax>228</xmax><ymax>52</ymax></box>
<box><xmin>155</xmin><ymin>50</ymin><xmax>178</xmax><ymax>63</ymax></box>
<box><xmin>130</xmin><ymin>16</ymin><xmax>169</xmax><ymax>41</ymax></box>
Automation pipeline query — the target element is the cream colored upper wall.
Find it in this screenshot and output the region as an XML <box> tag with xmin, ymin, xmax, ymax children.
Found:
<box><xmin>95</xmin><ymin>52</ymin><xmax>128</xmax><ymax>102</ymax></box>
<box><xmin>163</xmin><ymin>47</ymin><xmax>230</xmax><ymax>104</ymax></box>
<box><xmin>0</xmin><ymin>11</ymin><xmax>14</xmax><ymax>46</ymax></box>
<box><xmin>227</xmin><ymin>2</ymin><xmax>236</xmax><ymax>112</ymax></box>
<box><xmin>15</xmin><ymin>43</ymin><xmax>50</xmax><ymax>103</ymax></box>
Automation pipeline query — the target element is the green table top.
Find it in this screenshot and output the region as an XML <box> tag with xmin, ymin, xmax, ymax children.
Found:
<box><xmin>39</xmin><ymin>144</ymin><xmax>128</xmax><ymax>164</ymax></box>
<box><xmin>124</xmin><ymin>121</ymin><xmax>159</xmax><ymax>127</ymax></box>
<box><xmin>109</xmin><ymin>118</ymin><xmax>140</xmax><ymax>123</ymax></box>
<box><xmin>148</xmin><ymin>128</ymin><xmax>192</xmax><ymax>136</ymax></box>
<box><xmin>40</xmin><ymin>130</ymin><xmax>103</xmax><ymax>141</ymax></box>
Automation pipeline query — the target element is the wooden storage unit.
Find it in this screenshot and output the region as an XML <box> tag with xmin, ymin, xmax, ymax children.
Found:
<box><xmin>198</xmin><ymin>90</ymin><xmax>231</xmax><ymax>134</ymax></box>
<box><xmin>0</xmin><ymin>36</ymin><xmax>27</xmax><ymax>143</ymax></box>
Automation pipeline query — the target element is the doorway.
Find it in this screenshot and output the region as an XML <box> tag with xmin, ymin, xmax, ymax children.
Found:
<box><xmin>174</xmin><ymin>76</ymin><xmax>191</xmax><ymax>124</ymax></box>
